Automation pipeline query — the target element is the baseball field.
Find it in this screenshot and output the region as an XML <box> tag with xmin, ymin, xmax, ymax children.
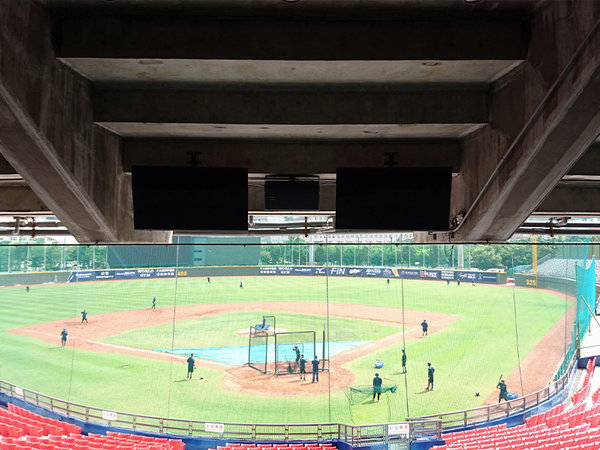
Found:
<box><xmin>0</xmin><ymin>274</ymin><xmax>573</xmax><ymax>425</ymax></box>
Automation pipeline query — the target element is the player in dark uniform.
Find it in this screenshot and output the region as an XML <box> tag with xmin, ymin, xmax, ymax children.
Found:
<box><xmin>426</xmin><ymin>362</ymin><xmax>435</xmax><ymax>391</ymax></box>
<box><xmin>299</xmin><ymin>354</ymin><xmax>307</xmax><ymax>380</ymax></box>
<box><xmin>187</xmin><ymin>353</ymin><xmax>195</xmax><ymax>380</ymax></box>
<box><xmin>60</xmin><ymin>328</ymin><xmax>68</xmax><ymax>347</ymax></box>
<box><xmin>311</xmin><ymin>355</ymin><xmax>320</xmax><ymax>383</ymax></box>
<box><xmin>239</xmin><ymin>281</ymin><xmax>243</xmax><ymax>288</ymax></box>
<box><xmin>293</xmin><ymin>345</ymin><xmax>301</xmax><ymax>368</ymax></box>
<box><xmin>401</xmin><ymin>348</ymin><xmax>407</xmax><ymax>373</ymax></box>
<box><xmin>152</xmin><ymin>297</ymin><xmax>156</xmax><ymax>308</ymax></box>
<box><xmin>497</xmin><ymin>379</ymin><xmax>508</xmax><ymax>402</ymax></box>
<box><xmin>421</xmin><ymin>319</ymin><xmax>428</xmax><ymax>336</ymax></box>
<box><xmin>207</xmin><ymin>277</ymin><xmax>211</xmax><ymax>283</ymax></box>
<box><xmin>81</xmin><ymin>310</ymin><xmax>88</xmax><ymax>323</ymax></box>
<box><xmin>26</xmin><ymin>286</ymin><xmax>30</xmax><ymax>293</ymax></box>
<box><xmin>372</xmin><ymin>373</ymin><xmax>383</xmax><ymax>401</ymax></box>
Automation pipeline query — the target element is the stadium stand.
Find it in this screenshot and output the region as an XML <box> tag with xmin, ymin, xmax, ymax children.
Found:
<box><xmin>0</xmin><ymin>404</ymin><xmax>184</xmax><ymax>449</ymax></box>
<box><xmin>433</xmin><ymin>358</ymin><xmax>599</xmax><ymax>450</ymax></box>
<box><xmin>532</xmin><ymin>258</ymin><xmax>600</xmax><ymax>283</ymax></box>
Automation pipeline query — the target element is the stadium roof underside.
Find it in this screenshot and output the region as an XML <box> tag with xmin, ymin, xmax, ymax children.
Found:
<box><xmin>1</xmin><ymin>0</ymin><xmax>600</xmax><ymax>243</ymax></box>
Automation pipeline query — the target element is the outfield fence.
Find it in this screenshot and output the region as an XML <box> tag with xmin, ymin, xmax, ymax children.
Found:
<box><xmin>406</xmin><ymin>352</ymin><xmax>578</xmax><ymax>430</ymax></box>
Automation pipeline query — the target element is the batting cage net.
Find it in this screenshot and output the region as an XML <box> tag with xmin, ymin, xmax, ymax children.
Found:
<box><xmin>248</xmin><ymin>327</ymin><xmax>269</xmax><ymax>373</ymax></box>
<box><xmin>274</xmin><ymin>330</ymin><xmax>317</xmax><ymax>375</ymax></box>
<box><xmin>345</xmin><ymin>385</ymin><xmax>398</xmax><ymax>405</ymax></box>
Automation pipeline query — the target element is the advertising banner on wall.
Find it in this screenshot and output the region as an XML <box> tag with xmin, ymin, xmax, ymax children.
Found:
<box><xmin>440</xmin><ymin>270</ymin><xmax>455</xmax><ymax>280</ymax></box>
<box><xmin>258</xmin><ymin>266</ymin><xmax>500</xmax><ymax>283</ymax></box>
<box><xmin>67</xmin><ymin>265</ymin><xmax>501</xmax><ymax>284</ymax></box>
<box><xmin>67</xmin><ymin>268</ymin><xmax>176</xmax><ymax>283</ymax></box>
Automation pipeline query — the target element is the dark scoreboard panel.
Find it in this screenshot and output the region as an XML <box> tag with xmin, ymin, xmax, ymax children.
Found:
<box><xmin>336</xmin><ymin>167</ymin><xmax>452</xmax><ymax>231</ymax></box>
<box><xmin>132</xmin><ymin>166</ymin><xmax>248</xmax><ymax>231</ymax></box>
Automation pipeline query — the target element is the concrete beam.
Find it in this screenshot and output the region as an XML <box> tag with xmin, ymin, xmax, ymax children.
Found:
<box><xmin>37</xmin><ymin>0</ymin><xmax>539</xmax><ymax>14</ymax></box>
<box><xmin>93</xmin><ymin>87</ymin><xmax>488</xmax><ymax>124</ymax></box>
<box><xmin>63</xmin><ymin>58</ymin><xmax>521</xmax><ymax>88</ymax></box>
<box><xmin>101</xmin><ymin>123</ymin><xmax>483</xmax><ymax>140</ymax></box>
<box><xmin>0</xmin><ymin>182</ymin><xmax>49</xmax><ymax>215</ymax></box>
<box><xmin>422</xmin><ymin>1</ymin><xmax>600</xmax><ymax>243</ymax></box>
<box><xmin>120</xmin><ymin>139</ymin><xmax>462</xmax><ymax>174</ymax></box>
<box><xmin>0</xmin><ymin>0</ymin><xmax>170</xmax><ymax>243</ymax></box>
<box><xmin>53</xmin><ymin>14</ymin><xmax>530</xmax><ymax>60</ymax></box>
<box><xmin>568</xmin><ymin>142</ymin><xmax>600</xmax><ymax>176</ymax></box>
<box><xmin>0</xmin><ymin>154</ymin><xmax>17</xmax><ymax>175</ymax></box>
<box><xmin>0</xmin><ymin>73</ymin><xmax>120</xmax><ymax>242</ymax></box>
<box><xmin>536</xmin><ymin>183</ymin><xmax>600</xmax><ymax>216</ymax></box>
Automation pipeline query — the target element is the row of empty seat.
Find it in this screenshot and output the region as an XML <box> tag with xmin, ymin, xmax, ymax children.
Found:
<box><xmin>0</xmin><ymin>404</ymin><xmax>81</xmax><ymax>438</ymax></box>
<box><xmin>0</xmin><ymin>403</ymin><xmax>184</xmax><ymax>449</ymax></box>
<box><xmin>0</xmin><ymin>432</ymin><xmax>184</xmax><ymax>450</ymax></box>
<box><xmin>0</xmin><ymin>431</ymin><xmax>185</xmax><ymax>450</ymax></box>
<box><xmin>434</xmin><ymin>358</ymin><xmax>600</xmax><ymax>449</ymax></box>
<box><xmin>572</xmin><ymin>358</ymin><xmax>596</xmax><ymax>405</ymax></box>
<box><xmin>438</xmin><ymin>423</ymin><xmax>600</xmax><ymax>449</ymax></box>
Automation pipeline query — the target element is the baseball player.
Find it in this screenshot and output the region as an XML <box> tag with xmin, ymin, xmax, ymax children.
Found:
<box><xmin>299</xmin><ymin>354</ymin><xmax>307</xmax><ymax>380</ymax></box>
<box><xmin>60</xmin><ymin>328</ymin><xmax>68</xmax><ymax>347</ymax></box>
<box><xmin>497</xmin><ymin>379</ymin><xmax>508</xmax><ymax>402</ymax></box>
<box><xmin>373</xmin><ymin>373</ymin><xmax>383</xmax><ymax>401</ymax></box>
<box><xmin>426</xmin><ymin>362</ymin><xmax>435</xmax><ymax>391</ymax></box>
<box><xmin>187</xmin><ymin>353</ymin><xmax>195</xmax><ymax>380</ymax></box>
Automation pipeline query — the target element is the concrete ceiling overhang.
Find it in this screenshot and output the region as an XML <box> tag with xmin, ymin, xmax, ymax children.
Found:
<box><xmin>1</xmin><ymin>0</ymin><xmax>600</xmax><ymax>243</ymax></box>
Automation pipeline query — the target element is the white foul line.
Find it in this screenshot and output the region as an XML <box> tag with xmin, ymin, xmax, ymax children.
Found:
<box><xmin>88</xmin><ymin>340</ymin><xmax>186</xmax><ymax>360</ymax></box>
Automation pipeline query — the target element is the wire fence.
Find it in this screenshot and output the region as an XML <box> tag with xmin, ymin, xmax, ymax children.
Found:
<box><xmin>0</xmin><ymin>379</ymin><xmax>420</xmax><ymax>445</ymax></box>
<box><xmin>406</xmin><ymin>352</ymin><xmax>577</xmax><ymax>430</ymax></box>
<box><xmin>0</xmin><ymin>352</ymin><xmax>576</xmax><ymax>443</ymax></box>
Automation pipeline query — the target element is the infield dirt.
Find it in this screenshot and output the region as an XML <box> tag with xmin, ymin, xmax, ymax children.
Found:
<box><xmin>9</xmin><ymin>298</ymin><xmax>573</xmax><ymax>399</ymax></box>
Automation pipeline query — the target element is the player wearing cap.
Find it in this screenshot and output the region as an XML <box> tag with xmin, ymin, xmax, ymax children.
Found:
<box><xmin>426</xmin><ymin>362</ymin><xmax>435</xmax><ymax>391</ymax></box>
<box><xmin>299</xmin><ymin>354</ymin><xmax>307</xmax><ymax>380</ymax></box>
<box><xmin>372</xmin><ymin>372</ymin><xmax>383</xmax><ymax>401</ymax></box>
<box><xmin>497</xmin><ymin>379</ymin><xmax>508</xmax><ymax>402</ymax></box>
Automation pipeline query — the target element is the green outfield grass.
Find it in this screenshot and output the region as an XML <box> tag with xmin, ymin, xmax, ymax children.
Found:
<box><xmin>0</xmin><ymin>276</ymin><xmax>571</xmax><ymax>425</ymax></box>
<box><xmin>100</xmin><ymin>311</ymin><xmax>401</xmax><ymax>351</ymax></box>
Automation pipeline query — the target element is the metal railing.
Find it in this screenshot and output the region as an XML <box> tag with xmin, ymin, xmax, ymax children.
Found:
<box><xmin>0</xmin><ymin>381</ymin><xmax>418</xmax><ymax>444</ymax></box>
<box><xmin>0</xmin><ymin>353</ymin><xmax>577</xmax><ymax>443</ymax></box>
<box><xmin>406</xmin><ymin>353</ymin><xmax>578</xmax><ymax>431</ymax></box>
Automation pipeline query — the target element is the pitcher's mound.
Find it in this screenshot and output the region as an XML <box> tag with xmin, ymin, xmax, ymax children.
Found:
<box><xmin>223</xmin><ymin>365</ymin><xmax>354</xmax><ymax>397</ymax></box>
